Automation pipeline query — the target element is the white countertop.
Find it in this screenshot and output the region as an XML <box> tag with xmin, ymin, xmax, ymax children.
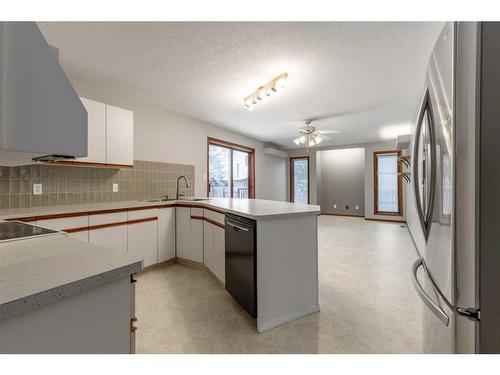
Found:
<box><xmin>0</xmin><ymin>233</ymin><xmax>142</xmax><ymax>320</ymax></box>
<box><xmin>0</xmin><ymin>198</ymin><xmax>320</xmax><ymax>220</ymax></box>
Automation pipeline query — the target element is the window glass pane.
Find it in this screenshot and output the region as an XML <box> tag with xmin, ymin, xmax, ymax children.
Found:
<box><xmin>209</xmin><ymin>145</ymin><xmax>231</xmax><ymax>198</ymax></box>
<box><xmin>232</xmin><ymin>150</ymin><xmax>249</xmax><ymax>198</ymax></box>
<box><xmin>377</xmin><ymin>154</ymin><xmax>399</xmax><ymax>213</ymax></box>
<box><xmin>293</xmin><ymin>159</ymin><xmax>309</xmax><ymax>204</ymax></box>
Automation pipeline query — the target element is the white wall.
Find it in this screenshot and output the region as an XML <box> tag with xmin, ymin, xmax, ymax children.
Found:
<box><xmin>288</xmin><ymin>141</ymin><xmax>406</xmax><ymax>221</ymax></box>
<box><xmin>69</xmin><ymin>77</ymin><xmax>288</xmax><ymax>200</ymax></box>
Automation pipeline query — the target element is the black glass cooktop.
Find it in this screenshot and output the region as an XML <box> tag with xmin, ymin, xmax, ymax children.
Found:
<box><xmin>0</xmin><ymin>221</ymin><xmax>59</xmax><ymax>242</ymax></box>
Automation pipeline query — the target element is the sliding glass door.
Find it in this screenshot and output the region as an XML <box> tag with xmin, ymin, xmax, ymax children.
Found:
<box><xmin>208</xmin><ymin>138</ymin><xmax>255</xmax><ymax>198</ymax></box>
<box><xmin>290</xmin><ymin>157</ymin><xmax>309</xmax><ymax>204</ymax></box>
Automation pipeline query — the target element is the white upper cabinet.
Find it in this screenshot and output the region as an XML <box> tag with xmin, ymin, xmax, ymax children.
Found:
<box><xmin>106</xmin><ymin>105</ymin><xmax>134</xmax><ymax>166</ymax></box>
<box><xmin>77</xmin><ymin>98</ymin><xmax>106</xmax><ymax>164</ymax></box>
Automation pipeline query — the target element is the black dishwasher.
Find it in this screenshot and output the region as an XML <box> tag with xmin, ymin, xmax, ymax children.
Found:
<box><xmin>225</xmin><ymin>213</ymin><xmax>257</xmax><ymax>318</ymax></box>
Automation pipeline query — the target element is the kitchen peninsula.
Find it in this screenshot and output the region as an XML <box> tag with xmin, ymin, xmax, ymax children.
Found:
<box><xmin>0</xmin><ymin>198</ymin><xmax>320</xmax><ymax>351</ymax></box>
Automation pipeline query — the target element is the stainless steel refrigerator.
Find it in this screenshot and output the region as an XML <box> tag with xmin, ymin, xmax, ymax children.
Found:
<box><xmin>407</xmin><ymin>22</ymin><xmax>500</xmax><ymax>354</ymax></box>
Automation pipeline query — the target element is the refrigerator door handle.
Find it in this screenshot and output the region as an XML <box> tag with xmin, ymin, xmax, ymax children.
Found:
<box><xmin>412</xmin><ymin>258</ymin><xmax>450</xmax><ymax>326</ymax></box>
<box><xmin>412</xmin><ymin>89</ymin><xmax>437</xmax><ymax>241</ymax></box>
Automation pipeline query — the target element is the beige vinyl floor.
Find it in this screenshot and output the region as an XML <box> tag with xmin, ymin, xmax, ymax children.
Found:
<box><xmin>135</xmin><ymin>215</ymin><xmax>423</xmax><ymax>353</ymax></box>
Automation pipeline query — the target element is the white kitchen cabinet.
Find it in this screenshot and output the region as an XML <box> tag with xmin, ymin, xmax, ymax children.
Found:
<box><xmin>127</xmin><ymin>209</ymin><xmax>158</xmax><ymax>268</ymax></box>
<box><xmin>106</xmin><ymin>104</ymin><xmax>134</xmax><ymax>166</ymax></box>
<box><xmin>213</xmin><ymin>225</ymin><xmax>225</xmax><ymax>284</ymax></box>
<box><xmin>37</xmin><ymin>216</ymin><xmax>89</xmax><ymax>242</ymax></box>
<box><xmin>89</xmin><ymin>212</ymin><xmax>128</xmax><ymax>252</ymax></box>
<box><xmin>77</xmin><ymin>98</ymin><xmax>106</xmax><ymax>163</ymax></box>
<box><xmin>176</xmin><ymin>207</ymin><xmax>191</xmax><ymax>260</ymax></box>
<box><xmin>190</xmin><ymin>217</ymin><xmax>204</xmax><ymax>263</ymax></box>
<box><xmin>203</xmin><ymin>221</ymin><xmax>214</xmax><ymax>271</ymax></box>
<box><xmin>158</xmin><ymin>207</ymin><xmax>175</xmax><ymax>262</ymax></box>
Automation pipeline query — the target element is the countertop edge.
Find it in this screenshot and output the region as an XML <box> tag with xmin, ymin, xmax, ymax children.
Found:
<box><xmin>0</xmin><ymin>260</ymin><xmax>142</xmax><ymax>322</ymax></box>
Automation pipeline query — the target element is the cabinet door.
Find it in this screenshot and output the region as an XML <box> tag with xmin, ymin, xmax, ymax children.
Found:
<box><xmin>128</xmin><ymin>220</ymin><xmax>157</xmax><ymax>267</ymax></box>
<box><xmin>77</xmin><ymin>98</ymin><xmax>106</xmax><ymax>163</ymax></box>
<box><xmin>67</xmin><ymin>230</ymin><xmax>89</xmax><ymax>242</ymax></box>
<box><xmin>189</xmin><ymin>217</ymin><xmax>204</xmax><ymax>263</ymax></box>
<box><xmin>176</xmin><ymin>207</ymin><xmax>191</xmax><ymax>260</ymax></box>
<box><xmin>89</xmin><ymin>225</ymin><xmax>128</xmax><ymax>252</ymax></box>
<box><xmin>203</xmin><ymin>221</ymin><xmax>214</xmax><ymax>271</ymax></box>
<box><xmin>106</xmin><ymin>104</ymin><xmax>134</xmax><ymax>166</ymax></box>
<box><xmin>213</xmin><ymin>225</ymin><xmax>225</xmax><ymax>284</ymax></box>
<box><xmin>158</xmin><ymin>207</ymin><xmax>175</xmax><ymax>262</ymax></box>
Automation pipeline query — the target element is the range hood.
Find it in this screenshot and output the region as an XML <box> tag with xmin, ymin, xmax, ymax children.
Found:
<box><xmin>0</xmin><ymin>22</ymin><xmax>87</xmax><ymax>166</ymax></box>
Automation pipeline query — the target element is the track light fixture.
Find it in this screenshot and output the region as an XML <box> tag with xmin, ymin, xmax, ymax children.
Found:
<box><xmin>244</xmin><ymin>72</ymin><xmax>288</xmax><ymax>110</ymax></box>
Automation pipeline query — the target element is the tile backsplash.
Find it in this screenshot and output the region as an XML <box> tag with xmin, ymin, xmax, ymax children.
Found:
<box><xmin>0</xmin><ymin>160</ymin><xmax>195</xmax><ymax>209</ymax></box>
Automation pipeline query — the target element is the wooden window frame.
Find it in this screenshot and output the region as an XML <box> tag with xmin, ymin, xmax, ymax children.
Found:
<box><xmin>289</xmin><ymin>156</ymin><xmax>310</xmax><ymax>204</ymax></box>
<box><xmin>207</xmin><ymin>137</ymin><xmax>255</xmax><ymax>199</ymax></box>
<box><xmin>373</xmin><ymin>150</ymin><xmax>403</xmax><ymax>216</ymax></box>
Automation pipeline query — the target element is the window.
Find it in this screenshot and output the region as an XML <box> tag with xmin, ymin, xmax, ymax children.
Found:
<box><xmin>207</xmin><ymin>137</ymin><xmax>255</xmax><ymax>198</ymax></box>
<box><xmin>290</xmin><ymin>157</ymin><xmax>309</xmax><ymax>204</ymax></box>
<box><xmin>374</xmin><ymin>150</ymin><xmax>403</xmax><ymax>215</ymax></box>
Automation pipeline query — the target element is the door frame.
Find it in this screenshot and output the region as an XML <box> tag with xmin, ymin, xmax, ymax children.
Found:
<box><xmin>207</xmin><ymin>137</ymin><xmax>255</xmax><ymax>198</ymax></box>
<box><xmin>289</xmin><ymin>156</ymin><xmax>310</xmax><ymax>204</ymax></box>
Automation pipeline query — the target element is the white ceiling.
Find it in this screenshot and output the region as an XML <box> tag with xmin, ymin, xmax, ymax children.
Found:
<box><xmin>38</xmin><ymin>22</ymin><xmax>444</xmax><ymax>149</ymax></box>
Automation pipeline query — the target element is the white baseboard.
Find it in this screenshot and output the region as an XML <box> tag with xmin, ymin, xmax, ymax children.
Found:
<box><xmin>257</xmin><ymin>304</ymin><xmax>320</xmax><ymax>333</ymax></box>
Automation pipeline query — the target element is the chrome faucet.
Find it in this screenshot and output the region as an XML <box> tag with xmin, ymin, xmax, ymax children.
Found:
<box><xmin>176</xmin><ymin>176</ymin><xmax>190</xmax><ymax>199</ymax></box>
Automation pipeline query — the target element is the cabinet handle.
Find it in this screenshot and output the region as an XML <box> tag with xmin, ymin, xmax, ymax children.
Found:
<box><xmin>130</xmin><ymin>317</ymin><xmax>138</xmax><ymax>332</ymax></box>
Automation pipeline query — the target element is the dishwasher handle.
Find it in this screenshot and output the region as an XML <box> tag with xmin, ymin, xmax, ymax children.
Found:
<box><xmin>226</xmin><ymin>221</ymin><xmax>250</xmax><ymax>232</ymax></box>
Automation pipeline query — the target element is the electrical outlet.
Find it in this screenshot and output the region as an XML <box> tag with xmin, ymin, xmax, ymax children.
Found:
<box><xmin>113</xmin><ymin>183</ymin><xmax>119</xmax><ymax>193</ymax></box>
<box><xmin>33</xmin><ymin>184</ymin><xmax>42</xmax><ymax>195</ymax></box>
<box><xmin>333</xmin><ymin>204</ymin><xmax>337</xmax><ymax>209</ymax></box>
<box><xmin>355</xmin><ymin>205</ymin><xmax>359</xmax><ymax>210</ymax></box>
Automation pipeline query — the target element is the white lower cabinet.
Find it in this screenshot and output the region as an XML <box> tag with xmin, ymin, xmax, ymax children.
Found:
<box><xmin>213</xmin><ymin>225</ymin><xmax>225</xmax><ymax>284</ymax></box>
<box><xmin>158</xmin><ymin>207</ymin><xmax>175</xmax><ymax>262</ymax></box>
<box><xmin>89</xmin><ymin>212</ymin><xmax>128</xmax><ymax>252</ymax></box>
<box><xmin>203</xmin><ymin>221</ymin><xmax>214</xmax><ymax>271</ymax></box>
<box><xmin>190</xmin><ymin>217</ymin><xmax>204</xmax><ymax>263</ymax></box>
<box><xmin>37</xmin><ymin>215</ymin><xmax>89</xmax><ymax>242</ymax></box>
<box><xmin>127</xmin><ymin>209</ymin><xmax>158</xmax><ymax>268</ymax></box>
<box><xmin>89</xmin><ymin>226</ymin><xmax>128</xmax><ymax>252</ymax></box>
<box><xmin>176</xmin><ymin>207</ymin><xmax>191</xmax><ymax>260</ymax></box>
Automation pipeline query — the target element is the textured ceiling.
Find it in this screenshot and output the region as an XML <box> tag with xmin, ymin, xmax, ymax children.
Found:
<box><xmin>38</xmin><ymin>22</ymin><xmax>444</xmax><ymax>148</ymax></box>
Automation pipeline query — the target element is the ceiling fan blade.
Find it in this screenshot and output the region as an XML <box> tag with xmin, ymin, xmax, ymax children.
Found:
<box><xmin>317</xmin><ymin>134</ymin><xmax>331</xmax><ymax>141</ymax></box>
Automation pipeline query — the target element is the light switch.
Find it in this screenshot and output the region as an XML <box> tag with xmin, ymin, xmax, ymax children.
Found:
<box><xmin>203</xmin><ymin>173</ymin><xmax>207</xmax><ymax>181</ymax></box>
<box><xmin>113</xmin><ymin>183</ymin><xmax>119</xmax><ymax>193</ymax></box>
<box><xmin>333</xmin><ymin>204</ymin><xmax>337</xmax><ymax>209</ymax></box>
<box><xmin>33</xmin><ymin>184</ymin><xmax>42</xmax><ymax>195</ymax></box>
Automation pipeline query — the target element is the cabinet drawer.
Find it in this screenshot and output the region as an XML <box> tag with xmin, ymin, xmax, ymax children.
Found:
<box><xmin>204</xmin><ymin>209</ymin><xmax>225</xmax><ymax>225</ymax></box>
<box><xmin>37</xmin><ymin>215</ymin><xmax>88</xmax><ymax>231</ymax></box>
<box><xmin>128</xmin><ymin>208</ymin><xmax>158</xmax><ymax>221</ymax></box>
<box><xmin>191</xmin><ymin>207</ymin><xmax>204</xmax><ymax>217</ymax></box>
<box><xmin>89</xmin><ymin>211</ymin><xmax>128</xmax><ymax>226</ymax></box>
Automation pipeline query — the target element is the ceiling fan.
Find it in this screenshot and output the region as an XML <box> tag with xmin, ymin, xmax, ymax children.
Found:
<box><xmin>293</xmin><ymin>119</ymin><xmax>339</xmax><ymax>151</ymax></box>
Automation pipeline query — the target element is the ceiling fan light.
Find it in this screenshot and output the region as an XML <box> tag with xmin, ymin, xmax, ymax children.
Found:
<box><xmin>294</xmin><ymin>135</ymin><xmax>306</xmax><ymax>145</ymax></box>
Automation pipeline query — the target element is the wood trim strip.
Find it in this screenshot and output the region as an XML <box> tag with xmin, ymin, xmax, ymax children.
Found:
<box><xmin>48</xmin><ymin>160</ymin><xmax>134</xmax><ymax>169</ymax></box>
<box><xmin>87</xmin><ymin>220</ymin><xmax>129</xmax><ymax>231</ymax></box>
<box><xmin>127</xmin><ymin>217</ymin><xmax>158</xmax><ymax>225</ymax></box>
<box><xmin>9</xmin><ymin>203</ymin><xmax>226</xmax><ymax>223</ymax></box>
<box><xmin>64</xmin><ymin>226</ymin><xmax>89</xmax><ymax>233</ymax></box>
<box><xmin>204</xmin><ymin>217</ymin><xmax>225</xmax><ymax>229</ymax></box>
<box><xmin>190</xmin><ymin>214</ymin><xmax>225</xmax><ymax>228</ymax></box>
<box><xmin>64</xmin><ymin>217</ymin><xmax>157</xmax><ymax>233</ymax></box>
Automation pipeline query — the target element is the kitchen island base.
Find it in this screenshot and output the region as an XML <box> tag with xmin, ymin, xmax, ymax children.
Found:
<box><xmin>0</xmin><ymin>277</ymin><xmax>134</xmax><ymax>354</ymax></box>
